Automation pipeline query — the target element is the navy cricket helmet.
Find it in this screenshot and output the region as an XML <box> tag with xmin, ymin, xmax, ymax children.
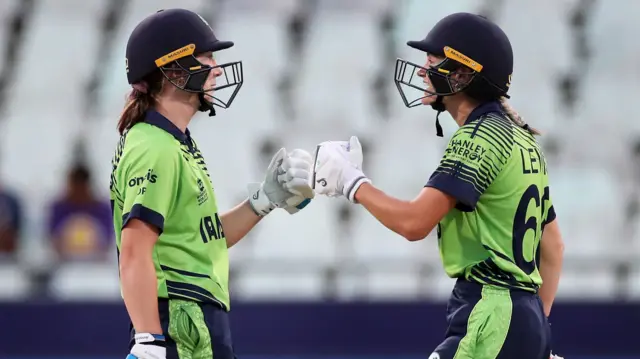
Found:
<box><xmin>394</xmin><ymin>13</ymin><xmax>513</xmax><ymax>136</ymax></box>
<box><xmin>126</xmin><ymin>8</ymin><xmax>243</xmax><ymax>116</ymax></box>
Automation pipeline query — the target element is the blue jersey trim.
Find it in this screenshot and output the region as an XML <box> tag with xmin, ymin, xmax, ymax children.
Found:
<box><xmin>122</xmin><ymin>204</ymin><xmax>165</xmax><ymax>233</ymax></box>
<box><xmin>426</xmin><ymin>172</ymin><xmax>481</xmax><ymax>210</ymax></box>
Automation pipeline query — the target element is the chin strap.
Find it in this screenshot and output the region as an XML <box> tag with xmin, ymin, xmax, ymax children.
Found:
<box><xmin>431</xmin><ymin>96</ymin><xmax>446</xmax><ymax>137</ymax></box>
<box><xmin>198</xmin><ymin>93</ymin><xmax>216</xmax><ymax>117</ymax></box>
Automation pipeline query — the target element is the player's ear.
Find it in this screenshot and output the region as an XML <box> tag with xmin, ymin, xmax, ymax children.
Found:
<box><xmin>452</xmin><ymin>70</ymin><xmax>474</xmax><ymax>89</ymax></box>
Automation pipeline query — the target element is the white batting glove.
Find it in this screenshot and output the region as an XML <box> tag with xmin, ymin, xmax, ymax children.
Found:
<box><xmin>550</xmin><ymin>353</ymin><xmax>564</xmax><ymax>359</ymax></box>
<box><xmin>248</xmin><ymin>148</ymin><xmax>315</xmax><ymax>216</ymax></box>
<box><xmin>127</xmin><ymin>333</ymin><xmax>166</xmax><ymax>359</ymax></box>
<box><xmin>312</xmin><ymin>136</ymin><xmax>371</xmax><ymax>203</ymax></box>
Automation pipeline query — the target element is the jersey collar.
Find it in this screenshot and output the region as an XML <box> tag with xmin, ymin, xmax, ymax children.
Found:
<box><xmin>464</xmin><ymin>100</ymin><xmax>503</xmax><ymax>125</ymax></box>
<box><xmin>144</xmin><ymin>110</ymin><xmax>191</xmax><ymax>143</ymax></box>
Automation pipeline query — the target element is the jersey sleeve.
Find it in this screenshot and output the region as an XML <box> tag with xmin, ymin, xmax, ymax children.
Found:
<box><xmin>426</xmin><ymin>122</ymin><xmax>512</xmax><ymax>210</ymax></box>
<box><xmin>120</xmin><ymin>142</ymin><xmax>181</xmax><ymax>233</ymax></box>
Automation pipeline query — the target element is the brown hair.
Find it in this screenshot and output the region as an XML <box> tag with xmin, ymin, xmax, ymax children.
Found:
<box><xmin>498</xmin><ymin>97</ymin><xmax>541</xmax><ymax>136</ymax></box>
<box><xmin>117</xmin><ymin>71</ymin><xmax>164</xmax><ymax>135</ymax></box>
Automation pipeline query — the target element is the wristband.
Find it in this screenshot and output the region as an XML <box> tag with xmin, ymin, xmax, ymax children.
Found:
<box><xmin>134</xmin><ymin>333</ymin><xmax>166</xmax><ymax>347</ymax></box>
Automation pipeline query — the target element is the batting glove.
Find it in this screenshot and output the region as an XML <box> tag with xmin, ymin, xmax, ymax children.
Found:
<box><xmin>312</xmin><ymin>136</ymin><xmax>371</xmax><ymax>203</ymax></box>
<box><xmin>127</xmin><ymin>333</ymin><xmax>166</xmax><ymax>359</ymax></box>
<box><xmin>248</xmin><ymin>148</ymin><xmax>315</xmax><ymax>216</ymax></box>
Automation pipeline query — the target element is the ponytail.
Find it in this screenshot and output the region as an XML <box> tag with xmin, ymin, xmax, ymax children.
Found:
<box><xmin>117</xmin><ymin>71</ymin><xmax>164</xmax><ymax>135</ymax></box>
<box><xmin>499</xmin><ymin>97</ymin><xmax>541</xmax><ymax>136</ymax></box>
<box><xmin>117</xmin><ymin>90</ymin><xmax>153</xmax><ymax>135</ymax></box>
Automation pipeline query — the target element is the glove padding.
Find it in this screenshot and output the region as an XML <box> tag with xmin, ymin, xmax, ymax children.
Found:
<box><xmin>550</xmin><ymin>352</ymin><xmax>564</xmax><ymax>359</ymax></box>
<box><xmin>312</xmin><ymin>135</ymin><xmax>371</xmax><ymax>203</ymax></box>
<box><xmin>127</xmin><ymin>333</ymin><xmax>166</xmax><ymax>359</ymax></box>
<box><xmin>248</xmin><ymin>148</ymin><xmax>315</xmax><ymax>216</ymax></box>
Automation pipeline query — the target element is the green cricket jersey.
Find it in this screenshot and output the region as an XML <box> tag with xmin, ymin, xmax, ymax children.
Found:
<box><xmin>426</xmin><ymin>101</ymin><xmax>556</xmax><ymax>292</ymax></box>
<box><xmin>110</xmin><ymin>110</ymin><xmax>230</xmax><ymax>310</ymax></box>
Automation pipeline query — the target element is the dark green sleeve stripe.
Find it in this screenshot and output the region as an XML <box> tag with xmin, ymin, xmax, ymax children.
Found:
<box><xmin>484</xmin><ymin>114</ymin><xmax>515</xmax><ymax>137</ymax></box>
<box><xmin>478</xmin><ymin>157</ymin><xmax>500</xmax><ymax>181</ymax></box>
<box><xmin>441</xmin><ymin>152</ymin><xmax>500</xmax><ymax>187</ymax></box>
<box><xmin>481</xmin><ymin>150</ymin><xmax>503</xmax><ymax>175</ymax></box>
<box><xmin>475</xmin><ymin>126</ymin><xmax>512</xmax><ymax>154</ymax></box>
<box><xmin>439</xmin><ymin>160</ymin><xmax>491</xmax><ymax>190</ymax></box>
<box><xmin>475</xmin><ymin>123</ymin><xmax>513</xmax><ymax>152</ymax></box>
<box><xmin>433</xmin><ymin>167</ymin><xmax>483</xmax><ymax>195</ymax></box>
<box><xmin>512</xmin><ymin>128</ymin><xmax>538</xmax><ymax>147</ymax></box>
<box><xmin>482</xmin><ymin>120</ymin><xmax>514</xmax><ymax>147</ymax></box>
<box><xmin>463</xmin><ymin>131</ymin><xmax>510</xmax><ymax>164</ymax></box>
<box><xmin>434</xmin><ymin>163</ymin><xmax>485</xmax><ymax>194</ymax></box>
<box><xmin>440</xmin><ymin>158</ymin><xmax>491</xmax><ymax>184</ymax></box>
<box><xmin>463</xmin><ymin>123</ymin><xmax>511</xmax><ymax>153</ymax></box>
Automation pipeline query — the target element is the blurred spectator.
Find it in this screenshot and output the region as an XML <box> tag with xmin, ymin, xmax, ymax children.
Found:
<box><xmin>47</xmin><ymin>163</ymin><xmax>113</xmax><ymax>262</ymax></box>
<box><xmin>0</xmin><ymin>181</ymin><xmax>23</xmax><ymax>260</ymax></box>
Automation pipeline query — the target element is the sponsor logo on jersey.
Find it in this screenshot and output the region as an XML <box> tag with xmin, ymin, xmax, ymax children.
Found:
<box><xmin>128</xmin><ymin>169</ymin><xmax>157</xmax><ymax>187</ymax></box>
<box><xmin>447</xmin><ymin>139</ymin><xmax>486</xmax><ymax>164</ymax></box>
<box><xmin>197</xmin><ymin>178</ymin><xmax>209</xmax><ymax>205</ymax></box>
<box><xmin>128</xmin><ymin>169</ymin><xmax>158</xmax><ymax>194</ymax></box>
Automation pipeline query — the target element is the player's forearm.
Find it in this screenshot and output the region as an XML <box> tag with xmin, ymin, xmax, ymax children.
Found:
<box><xmin>221</xmin><ymin>200</ymin><xmax>262</xmax><ymax>248</ymax></box>
<box><xmin>120</xmin><ymin>253</ymin><xmax>162</xmax><ymax>334</ymax></box>
<box><xmin>539</xmin><ymin>248</ymin><xmax>563</xmax><ymax>317</ymax></box>
<box><xmin>354</xmin><ymin>183</ymin><xmax>432</xmax><ymax>241</ymax></box>
<box><xmin>538</xmin><ymin>221</ymin><xmax>564</xmax><ymax>317</ymax></box>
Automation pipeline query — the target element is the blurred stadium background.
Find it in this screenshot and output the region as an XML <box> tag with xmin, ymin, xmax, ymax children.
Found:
<box><xmin>0</xmin><ymin>0</ymin><xmax>638</xmax><ymax>358</ymax></box>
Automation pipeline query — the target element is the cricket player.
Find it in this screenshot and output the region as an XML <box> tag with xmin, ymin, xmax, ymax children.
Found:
<box><xmin>312</xmin><ymin>13</ymin><xmax>564</xmax><ymax>359</ymax></box>
<box><xmin>110</xmin><ymin>9</ymin><xmax>315</xmax><ymax>359</ymax></box>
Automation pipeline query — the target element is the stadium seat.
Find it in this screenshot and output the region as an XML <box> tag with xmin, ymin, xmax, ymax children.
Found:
<box><xmin>246</xmin><ymin>196</ymin><xmax>340</xmax><ymax>266</ymax></box>
<box><xmin>366</xmin><ymin>120</ymin><xmax>443</xmax><ymax>199</ymax></box>
<box><xmin>0</xmin><ymin>0</ymin><xmax>20</xmax><ymax>71</ymax></box>
<box><xmin>549</xmin><ymin>166</ymin><xmax>625</xmax><ymax>259</ymax></box>
<box><xmin>0</xmin><ymin>262</ymin><xmax>31</xmax><ymax>300</ymax></box>
<box><xmin>556</xmin><ymin>267</ymin><xmax>618</xmax><ymax>300</ymax></box>
<box><xmin>496</xmin><ymin>2</ymin><xmax>573</xmax><ymax>133</ymax></box>
<box><xmin>6</xmin><ymin>0</ymin><xmax>106</xmax><ymax>121</ymax></box>
<box><xmin>627</xmin><ymin>265</ymin><xmax>640</xmax><ymax>299</ymax></box>
<box><xmin>189</xmin><ymin>118</ymin><xmax>257</xmax><ymax>211</ymax></box>
<box><xmin>232</xmin><ymin>271</ymin><xmax>326</xmax><ymax>301</ymax></box>
<box><xmin>337</xmin><ymin>269</ymin><xmax>423</xmax><ymax>300</ymax></box>
<box><xmin>395</xmin><ymin>0</ymin><xmax>481</xmax><ymax>48</ymax></box>
<box><xmin>587</xmin><ymin>0</ymin><xmax>640</xmax><ymax>79</ymax></box>
<box><xmin>213</xmin><ymin>5</ymin><xmax>293</xmax><ymax>135</ymax></box>
<box><xmin>83</xmin><ymin>117</ymin><xmax>122</xmax><ymax>196</ymax></box>
<box><xmin>0</xmin><ymin>113</ymin><xmax>78</xmax><ymax>226</ymax></box>
<box><xmin>349</xmin><ymin>207</ymin><xmax>439</xmax><ymax>263</ymax></box>
<box><xmin>49</xmin><ymin>262</ymin><xmax>121</xmax><ymax>300</ymax></box>
<box><xmin>295</xmin><ymin>10</ymin><xmax>381</xmax><ymax>132</ymax></box>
